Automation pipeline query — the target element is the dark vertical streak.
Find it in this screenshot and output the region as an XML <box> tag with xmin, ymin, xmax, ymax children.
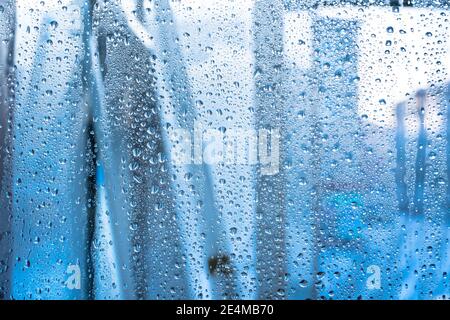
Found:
<box><xmin>252</xmin><ymin>0</ymin><xmax>287</xmax><ymax>299</ymax></box>
<box><xmin>0</xmin><ymin>0</ymin><xmax>15</xmax><ymax>300</ymax></box>
<box><xmin>85</xmin><ymin>123</ymin><xmax>97</xmax><ymax>300</ymax></box>
<box><xmin>82</xmin><ymin>0</ymin><xmax>96</xmax><ymax>300</ymax></box>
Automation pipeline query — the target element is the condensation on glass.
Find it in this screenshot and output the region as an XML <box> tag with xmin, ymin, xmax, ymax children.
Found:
<box><xmin>0</xmin><ymin>0</ymin><xmax>449</xmax><ymax>300</ymax></box>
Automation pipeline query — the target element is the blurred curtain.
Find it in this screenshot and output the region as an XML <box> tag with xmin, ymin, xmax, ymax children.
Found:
<box><xmin>0</xmin><ymin>0</ymin><xmax>449</xmax><ymax>300</ymax></box>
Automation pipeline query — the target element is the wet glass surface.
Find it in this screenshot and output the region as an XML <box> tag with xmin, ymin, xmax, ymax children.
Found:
<box><xmin>0</xmin><ymin>0</ymin><xmax>449</xmax><ymax>300</ymax></box>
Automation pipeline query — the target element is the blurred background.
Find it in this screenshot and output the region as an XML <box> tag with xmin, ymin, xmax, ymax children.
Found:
<box><xmin>0</xmin><ymin>0</ymin><xmax>449</xmax><ymax>300</ymax></box>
